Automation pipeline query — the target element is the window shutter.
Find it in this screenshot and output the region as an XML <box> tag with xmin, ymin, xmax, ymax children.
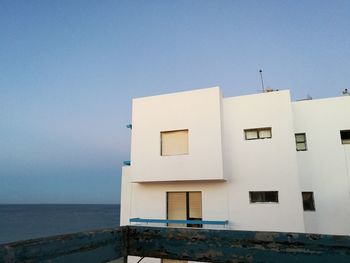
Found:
<box><xmin>295</xmin><ymin>134</ymin><xmax>305</xmax><ymax>142</ymax></box>
<box><xmin>161</xmin><ymin>130</ymin><xmax>188</xmax><ymax>155</ymax></box>
<box><xmin>167</xmin><ymin>192</ymin><xmax>186</xmax><ymax>227</ymax></box>
<box><xmin>189</xmin><ymin>192</ymin><xmax>202</xmax><ymax>219</ymax></box>
<box><xmin>296</xmin><ymin>142</ymin><xmax>306</xmax><ymax>151</ymax></box>
<box><xmin>259</xmin><ymin>129</ymin><xmax>271</xmax><ymax>139</ymax></box>
<box><xmin>245</xmin><ymin>130</ymin><xmax>258</xmax><ymax>140</ymax></box>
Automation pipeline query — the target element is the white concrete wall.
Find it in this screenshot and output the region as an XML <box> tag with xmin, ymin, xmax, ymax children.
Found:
<box><xmin>293</xmin><ymin>95</ymin><xmax>350</xmax><ymax>235</ymax></box>
<box><xmin>130</xmin><ymin>87</ymin><xmax>224</xmax><ymax>182</ymax></box>
<box><xmin>120</xmin><ymin>166</ymin><xmax>131</xmax><ymax>226</ymax></box>
<box><xmin>222</xmin><ymin>90</ymin><xmax>305</xmax><ymax>232</ymax></box>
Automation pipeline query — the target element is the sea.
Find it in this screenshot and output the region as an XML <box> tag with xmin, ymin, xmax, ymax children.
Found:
<box><xmin>0</xmin><ymin>204</ymin><xmax>120</xmax><ymax>244</ymax></box>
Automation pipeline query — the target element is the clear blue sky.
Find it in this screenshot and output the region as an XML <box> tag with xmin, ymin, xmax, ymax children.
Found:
<box><xmin>1</xmin><ymin>0</ymin><xmax>349</xmax><ymax>204</ymax></box>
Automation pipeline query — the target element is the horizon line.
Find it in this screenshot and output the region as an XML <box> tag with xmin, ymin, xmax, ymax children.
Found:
<box><xmin>0</xmin><ymin>203</ymin><xmax>120</xmax><ymax>205</ymax></box>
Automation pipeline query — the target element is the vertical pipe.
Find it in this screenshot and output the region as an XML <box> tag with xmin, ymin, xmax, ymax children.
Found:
<box><xmin>259</xmin><ymin>69</ymin><xmax>265</xmax><ymax>92</ymax></box>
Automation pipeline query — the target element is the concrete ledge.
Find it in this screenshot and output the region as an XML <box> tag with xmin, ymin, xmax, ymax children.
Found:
<box><xmin>1</xmin><ymin>226</ymin><xmax>350</xmax><ymax>263</ymax></box>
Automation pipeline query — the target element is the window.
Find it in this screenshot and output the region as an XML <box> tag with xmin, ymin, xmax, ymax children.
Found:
<box><xmin>244</xmin><ymin>128</ymin><xmax>272</xmax><ymax>140</ymax></box>
<box><xmin>161</xmin><ymin>129</ymin><xmax>189</xmax><ymax>156</ymax></box>
<box><xmin>295</xmin><ymin>133</ymin><xmax>307</xmax><ymax>151</ymax></box>
<box><xmin>302</xmin><ymin>192</ymin><xmax>315</xmax><ymax>211</ymax></box>
<box><xmin>167</xmin><ymin>192</ymin><xmax>202</xmax><ymax>227</ymax></box>
<box><xmin>249</xmin><ymin>191</ymin><xmax>278</xmax><ymax>203</ymax></box>
<box><xmin>340</xmin><ymin>130</ymin><xmax>350</xmax><ymax>144</ymax></box>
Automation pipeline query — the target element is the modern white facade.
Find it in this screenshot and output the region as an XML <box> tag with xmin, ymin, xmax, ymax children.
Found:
<box><xmin>120</xmin><ymin>87</ymin><xmax>350</xmax><ymax>237</ymax></box>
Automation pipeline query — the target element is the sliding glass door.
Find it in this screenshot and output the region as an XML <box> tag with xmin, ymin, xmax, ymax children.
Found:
<box><xmin>167</xmin><ymin>192</ymin><xmax>202</xmax><ymax>227</ymax></box>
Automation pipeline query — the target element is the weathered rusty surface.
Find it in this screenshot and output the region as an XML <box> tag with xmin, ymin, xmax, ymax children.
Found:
<box><xmin>127</xmin><ymin>226</ymin><xmax>350</xmax><ymax>263</ymax></box>
<box><xmin>1</xmin><ymin>226</ymin><xmax>350</xmax><ymax>263</ymax></box>
<box><xmin>0</xmin><ymin>227</ymin><xmax>127</xmax><ymax>263</ymax></box>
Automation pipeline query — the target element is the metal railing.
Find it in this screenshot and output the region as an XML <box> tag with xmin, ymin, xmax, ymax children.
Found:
<box><xmin>129</xmin><ymin>217</ymin><xmax>228</xmax><ymax>226</ymax></box>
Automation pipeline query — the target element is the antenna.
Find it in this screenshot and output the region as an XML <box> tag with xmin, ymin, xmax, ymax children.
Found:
<box><xmin>259</xmin><ymin>69</ymin><xmax>265</xmax><ymax>92</ymax></box>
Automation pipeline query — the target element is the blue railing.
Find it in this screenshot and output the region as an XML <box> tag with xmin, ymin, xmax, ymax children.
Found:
<box><xmin>130</xmin><ymin>217</ymin><xmax>228</xmax><ymax>226</ymax></box>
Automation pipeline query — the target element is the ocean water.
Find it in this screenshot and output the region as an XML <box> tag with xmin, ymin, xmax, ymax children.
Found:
<box><xmin>0</xmin><ymin>204</ymin><xmax>120</xmax><ymax>244</ymax></box>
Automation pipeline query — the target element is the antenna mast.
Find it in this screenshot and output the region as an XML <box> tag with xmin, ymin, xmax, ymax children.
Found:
<box><xmin>259</xmin><ymin>69</ymin><xmax>265</xmax><ymax>92</ymax></box>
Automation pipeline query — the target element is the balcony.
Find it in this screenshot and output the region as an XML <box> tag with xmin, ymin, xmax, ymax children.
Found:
<box><xmin>1</xmin><ymin>226</ymin><xmax>350</xmax><ymax>262</ymax></box>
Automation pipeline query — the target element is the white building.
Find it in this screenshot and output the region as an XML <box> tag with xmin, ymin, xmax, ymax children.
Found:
<box><xmin>120</xmin><ymin>87</ymin><xmax>350</xmax><ymax>237</ymax></box>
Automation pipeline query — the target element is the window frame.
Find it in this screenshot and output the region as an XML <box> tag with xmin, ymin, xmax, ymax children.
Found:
<box><xmin>244</xmin><ymin>127</ymin><xmax>272</xmax><ymax>140</ymax></box>
<box><xmin>249</xmin><ymin>191</ymin><xmax>279</xmax><ymax>204</ymax></box>
<box><xmin>302</xmin><ymin>192</ymin><xmax>316</xmax><ymax>211</ymax></box>
<box><xmin>160</xmin><ymin>129</ymin><xmax>189</xmax><ymax>156</ymax></box>
<box><xmin>295</xmin><ymin>133</ymin><xmax>308</xmax><ymax>151</ymax></box>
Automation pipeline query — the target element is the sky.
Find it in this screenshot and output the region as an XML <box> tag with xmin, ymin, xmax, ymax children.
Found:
<box><xmin>1</xmin><ymin>0</ymin><xmax>350</xmax><ymax>204</ymax></box>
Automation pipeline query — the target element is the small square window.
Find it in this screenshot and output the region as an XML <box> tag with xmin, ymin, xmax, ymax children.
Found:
<box><xmin>302</xmin><ymin>192</ymin><xmax>315</xmax><ymax>211</ymax></box>
<box><xmin>245</xmin><ymin>128</ymin><xmax>272</xmax><ymax>140</ymax></box>
<box><xmin>295</xmin><ymin>133</ymin><xmax>307</xmax><ymax>151</ymax></box>
<box><xmin>259</xmin><ymin>128</ymin><xmax>272</xmax><ymax>139</ymax></box>
<box><xmin>245</xmin><ymin>130</ymin><xmax>258</xmax><ymax>140</ymax></box>
<box><xmin>249</xmin><ymin>191</ymin><xmax>278</xmax><ymax>203</ymax></box>
<box><xmin>340</xmin><ymin>130</ymin><xmax>350</xmax><ymax>144</ymax></box>
<box><xmin>161</xmin><ymin>130</ymin><xmax>189</xmax><ymax>156</ymax></box>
